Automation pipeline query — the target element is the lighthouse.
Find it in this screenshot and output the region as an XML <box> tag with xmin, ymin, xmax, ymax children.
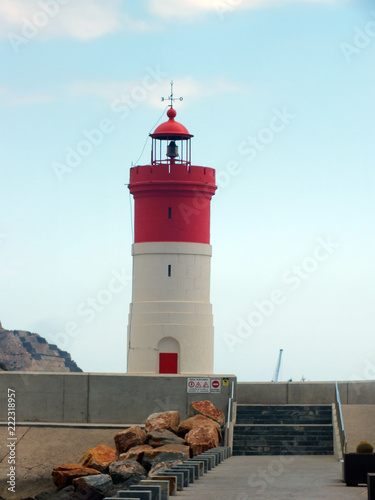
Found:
<box><xmin>127</xmin><ymin>87</ymin><xmax>217</xmax><ymax>374</ymax></box>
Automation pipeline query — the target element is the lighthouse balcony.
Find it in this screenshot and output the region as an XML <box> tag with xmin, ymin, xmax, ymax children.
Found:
<box><xmin>129</xmin><ymin>163</ymin><xmax>217</xmax><ymax>188</ymax></box>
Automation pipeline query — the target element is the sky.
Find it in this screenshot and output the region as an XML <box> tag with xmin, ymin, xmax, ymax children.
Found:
<box><xmin>1</xmin><ymin>0</ymin><xmax>374</xmax><ymax>382</ymax></box>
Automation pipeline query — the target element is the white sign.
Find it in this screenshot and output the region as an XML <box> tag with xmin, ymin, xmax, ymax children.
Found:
<box><xmin>210</xmin><ymin>378</ymin><xmax>221</xmax><ymax>393</ymax></box>
<box><xmin>187</xmin><ymin>377</ymin><xmax>210</xmax><ymax>393</ymax></box>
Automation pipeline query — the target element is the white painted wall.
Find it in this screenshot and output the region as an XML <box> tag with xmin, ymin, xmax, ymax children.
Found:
<box><xmin>127</xmin><ymin>242</ymin><xmax>214</xmax><ymax>374</ymax></box>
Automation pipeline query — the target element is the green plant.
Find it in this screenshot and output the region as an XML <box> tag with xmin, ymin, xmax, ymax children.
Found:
<box><xmin>356</xmin><ymin>441</ymin><xmax>374</xmax><ymax>454</ymax></box>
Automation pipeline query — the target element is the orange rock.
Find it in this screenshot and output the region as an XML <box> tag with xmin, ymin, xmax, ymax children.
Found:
<box><xmin>119</xmin><ymin>444</ymin><xmax>154</xmax><ymax>461</ymax></box>
<box><xmin>79</xmin><ymin>443</ymin><xmax>118</xmax><ymax>472</ymax></box>
<box><xmin>114</xmin><ymin>426</ymin><xmax>147</xmax><ymax>455</ymax></box>
<box><xmin>189</xmin><ymin>400</ymin><xmax>225</xmax><ymax>427</ymax></box>
<box><xmin>145</xmin><ymin>411</ymin><xmax>180</xmax><ymax>433</ymax></box>
<box><xmin>178</xmin><ymin>414</ymin><xmax>221</xmax><ymax>437</ymax></box>
<box><xmin>184</xmin><ymin>426</ymin><xmax>220</xmax><ymax>456</ymax></box>
<box><xmin>51</xmin><ymin>464</ymin><xmax>101</xmax><ymax>489</ymax></box>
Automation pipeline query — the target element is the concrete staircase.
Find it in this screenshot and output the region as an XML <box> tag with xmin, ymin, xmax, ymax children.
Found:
<box><xmin>233</xmin><ymin>404</ymin><xmax>333</xmax><ymax>455</ymax></box>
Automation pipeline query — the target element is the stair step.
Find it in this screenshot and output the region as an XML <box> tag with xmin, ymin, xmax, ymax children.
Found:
<box><xmin>232</xmin><ymin>449</ymin><xmax>333</xmax><ymax>456</ymax></box>
<box><xmin>236</xmin><ymin>405</ymin><xmax>332</xmax><ymax>425</ymax></box>
<box><xmin>233</xmin><ymin>404</ymin><xmax>333</xmax><ymax>456</ymax></box>
<box><xmin>236</xmin><ymin>419</ymin><xmax>332</xmax><ymax>424</ymax></box>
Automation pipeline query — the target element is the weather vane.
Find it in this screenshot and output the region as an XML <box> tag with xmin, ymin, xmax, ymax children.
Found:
<box><xmin>161</xmin><ymin>80</ymin><xmax>183</xmax><ymax>107</ymax></box>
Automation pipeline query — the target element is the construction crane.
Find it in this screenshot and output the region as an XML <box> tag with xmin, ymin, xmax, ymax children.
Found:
<box><xmin>272</xmin><ymin>349</ymin><xmax>283</xmax><ymax>382</ymax></box>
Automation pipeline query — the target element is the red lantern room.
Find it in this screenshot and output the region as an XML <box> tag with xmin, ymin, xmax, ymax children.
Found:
<box><xmin>150</xmin><ymin>107</ymin><xmax>193</xmax><ymax>166</ymax></box>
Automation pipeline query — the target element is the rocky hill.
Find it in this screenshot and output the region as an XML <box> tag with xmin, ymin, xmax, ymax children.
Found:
<box><xmin>0</xmin><ymin>322</ymin><xmax>82</xmax><ymax>372</ymax></box>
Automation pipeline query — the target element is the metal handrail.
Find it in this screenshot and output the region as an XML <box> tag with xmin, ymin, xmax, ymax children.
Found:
<box><xmin>225</xmin><ymin>382</ymin><xmax>235</xmax><ymax>450</ymax></box>
<box><xmin>334</xmin><ymin>381</ymin><xmax>347</xmax><ymax>456</ymax></box>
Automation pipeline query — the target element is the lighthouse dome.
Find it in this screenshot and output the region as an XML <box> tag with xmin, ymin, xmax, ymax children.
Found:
<box><xmin>150</xmin><ymin>107</ymin><xmax>193</xmax><ymax>140</ymax></box>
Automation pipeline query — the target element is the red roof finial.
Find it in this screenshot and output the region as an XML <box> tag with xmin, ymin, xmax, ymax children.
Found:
<box><xmin>152</xmin><ymin>84</ymin><xmax>191</xmax><ymax>140</ymax></box>
<box><xmin>167</xmin><ymin>107</ymin><xmax>177</xmax><ymax>119</ymax></box>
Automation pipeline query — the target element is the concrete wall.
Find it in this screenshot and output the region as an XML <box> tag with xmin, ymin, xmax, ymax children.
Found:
<box><xmin>2</xmin><ymin>375</ymin><xmax>374</xmax><ymax>425</ymax></box>
<box><xmin>237</xmin><ymin>381</ymin><xmax>375</xmax><ymax>404</ymax></box>
<box><xmin>0</xmin><ymin>372</ymin><xmax>236</xmax><ymax>424</ymax></box>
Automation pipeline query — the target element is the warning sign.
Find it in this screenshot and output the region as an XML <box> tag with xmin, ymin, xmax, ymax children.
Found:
<box><xmin>187</xmin><ymin>377</ymin><xmax>210</xmax><ymax>393</ymax></box>
<box><xmin>223</xmin><ymin>378</ymin><xmax>229</xmax><ymax>387</ymax></box>
<box><xmin>210</xmin><ymin>378</ymin><xmax>221</xmax><ymax>393</ymax></box>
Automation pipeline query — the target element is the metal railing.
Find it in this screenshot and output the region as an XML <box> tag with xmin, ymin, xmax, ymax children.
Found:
<box><xmin>225</xmin><ymin>381</ymin><xmax>236</xmax><ymax>451</ymax></box>
<box><xmin>334</xmin><ymin>381</ymin><xmax>347</xmax><ymax>457</ymax></box>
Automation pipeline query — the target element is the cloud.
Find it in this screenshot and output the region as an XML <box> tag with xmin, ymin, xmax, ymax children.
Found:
<box><xmin>0</xmin><ymin>74</ymin><xmax>248</xmax><ymax>109</ymax></box>
<box><xmin>0</xmin><ymin>86</ymin><xmax>54</xmax><ymax>106</ymax></box>
<box><xmin>67</xmin><ymin>75</ymin><xmax>249</xmax><ymax>109</ymax></box>
<box><xmin>148</xmin><ymin>0</ymin><xmax>337</xmax><ymax>19</ymax></box>
<box><xmin>0</xmin><ymin>0</ymin><xmax>155</xmax><ymax>41</ymax></box>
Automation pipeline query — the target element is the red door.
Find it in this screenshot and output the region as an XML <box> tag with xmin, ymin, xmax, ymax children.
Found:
<box><xmin>159</xmin><ymin>353</ymin><xmax>178</xmax><ymax>374</ymax></box>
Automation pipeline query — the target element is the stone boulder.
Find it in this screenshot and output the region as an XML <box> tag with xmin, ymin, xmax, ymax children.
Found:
<box><xmin>108</xmin><ymin>459</ymin><xmax>147</xmax><ymax>484</ymax></box>
<box><xmin>145</xmin><ymin>411</ymin><xmax>180</xmax><ymax>433</ymax></box>
<box><xmin>114</xmin><ymin>426</ymin><xmax>147</xmax><ymax>455</ymax></box>
<box><xmin>142</xmin><ymin>444</ymin><xmax>190</xmax><ymax>470</ymax></box>
<box><xmin>35</xmin><ymin>486</ymin><xmax>75</xmax><ymax>500</ymax></box>
<box><xmin>73</xmin><ymin>487</ymin><xmax>104</xmax><ymax>500</ymax></box>
<box><xmin>119</xmin><ymin>444</ymin><xmax>154</xmax><ymax>462</ymax></box>
<box><xmin>72</xmin><ymin>474</ymin><xmax>113</xmax><ymax>492</ymax></box>
<box><xmin>38</xmin><ymin>485</ymin><xmax>101</xmax><ymax>500</ymax></box>
<box><xmin>184</xmin><ymin>425</ymin><xmax>220</xmax><ymax>456</ymax></box>
<box><xmin>178</xmin><ymin>414</ymin><xmax>221</xmax><ymax>437</ymax></box>
<box><xmin>151</xmin><ymin>444</ymin><xmax>190</xmax><ymax>459</ymax></box>
<box><xmin>51</xmin><ymin>464</ymin><xmax>101</xmax><ymax>489</ymax></box>
<box><xmin>189</xmin><ymin>400</ymin><xmax>225</xmax><ymax>427</ymax></box>
<box><xmin>147</xmin><ymin>429</ymin><xmax>186</xmax><ymax>447</ymax></box>
<box><xmin>103</xmin><ymin>475</ymin><xmax>145</xmax><ymax>498</ymax></box>
<box><xmin>149</xmin><ymin>459</ymin><xmax>183</xmax><ymax>476</ymax></box>
<box><xmin>79</xmin><ymin>444</ymin><xmax>118</xmax><ymax>472</ymax></box>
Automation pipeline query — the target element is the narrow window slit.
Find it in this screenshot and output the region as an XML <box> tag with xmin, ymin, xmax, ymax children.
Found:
<box><xmin>168</xmin><ymin>265</ymin><xmax>171</xmax><ymax>277</ymax></box>
<box><xmin>168</xmin><ymin>207</ymin><xmax>172</xmax><ymax>219</ymax></box>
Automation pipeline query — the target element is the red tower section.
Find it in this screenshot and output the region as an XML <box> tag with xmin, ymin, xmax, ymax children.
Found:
<box><xmin>129</xmin><ymin>107</ymin><xmax>217</xmax><ymax>244</ymax></box>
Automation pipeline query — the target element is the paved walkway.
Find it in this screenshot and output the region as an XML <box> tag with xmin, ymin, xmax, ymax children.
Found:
<box><xmin>0</xmin><ymin>424</ymin><xmax>369</xmax><ymax>499</ymax></box>
<box><xmin>178</xmin><ymin>456</ymin><xmax>367</xmax><ymax>500</ymax></box>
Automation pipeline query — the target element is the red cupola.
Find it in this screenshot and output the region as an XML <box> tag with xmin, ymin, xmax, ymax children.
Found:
<box><xmin>151</xmin><ymin>107</ymin><xmax>192</xmax><ymax>139</ymax></box>
<box><xmin>150</xmin><ymin>107</ymin><xmax>193</xmax><ymax>166</ymax></box>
